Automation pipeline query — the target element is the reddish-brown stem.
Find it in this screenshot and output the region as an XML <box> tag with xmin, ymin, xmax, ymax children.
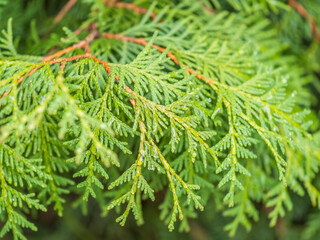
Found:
<box><xmin>3</xmin><ymin>29</ymin><xmax>213</xmax><ymax>104</ymax></box>
<box><xmin>47</xmin><ymin>53</ymin><xmax>91</xmax><ymax>64</ymax></box>
<box><xmin>17</xmin><ymin>67</ymin><xmax>41</xmax><ymax>85</ymax></box>
<box><xmin>104</xmin><ymin>32</ymin><xmax>217</xmax><ymax>106</ymax></box>
<box><xmin>1</xmin><ymin>28</ymin><xmax>99</xmax><ymax>99</ymax></box>
<box><xmin>54</xmin><ymin>0</ymin><xmax>78</xmax><ymax>24</ymax></box>
<box><xmin>115</xmin><ymin>75</ymin><xmax>136</xmax><ymax>107</ymax></box>
<box><xmin>104</xmin><ymin>0</ymin><xmax>156</xmax><ymax>19</ymax></box>
<box><xmin>43</xmin><ymin>43</ymin><xmax>84</xmax><ymax>62</ymax></box>
<box><xmin>1</xmin><ymin>90</ymin><xmax>10</xmax><ymax>98</ymax></box>
<box><xmin>123</xmin><ymin>85</ymin><xmax>136</xmax><ymax>107</ymax></box>
<box><xmin>103</xmin><ymin>33</ymin><xmax>179</xmax><ymax>65</ymax></box>
<box><xmin>43</xmin><ymin>29</ymin><xmax>97</xmax><ymax>62</ymax></box>
<box><xmin>60</xmin><ymin>62</ymin><xmax>66</xmax><ymax>70</ymax></box>
<box><xmin>43</xmin><ymin>53</ymin><xmax>111</xmax><ymax>75</ymax></box>
<box><xmin>103</xmin><ymin>33</ymin><xmax>214</xmax><ymax>85</ymax></box>
<box><xmin>185</xmin><ymin>68</ymin><xmax>214</xmax><ymax>85</ymax></box>
<box><xmin>1</xmin><ymin>52</ymin><xmax>112</xmax><ymax>99</ymax></box>
<box><xmin>2</xmin><ymin>67</ymin><xmax>42</xmax><ymax>99</ymax></box>
<box><xmin>288</xmin><ymin>0</ymin><xmax>320</xmax><ymax>42</ymax></box>
<box><xmin>197</xmin><ymin>0</ymin><xmax>215</xmax><ymax>14</ymax></box>
<box><xmin>47</xmin><ymin>23</ymin><xmax>97</xmax><ymax>55</ymax></box>
<box><xmin>2</xmin><ymin>1</ymin><xmax>158</xmax><ymax>106</ymax></box>
<box><xmin>90</xmin><ymin>56</ymin><xmax>111</xmax><ymax>75</ymax></box>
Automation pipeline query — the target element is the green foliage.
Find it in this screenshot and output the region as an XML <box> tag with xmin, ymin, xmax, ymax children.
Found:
<box><xmin>0</xmin><ymin>0</ymin><xmax>319</xmax><ymax>239</ymax></box>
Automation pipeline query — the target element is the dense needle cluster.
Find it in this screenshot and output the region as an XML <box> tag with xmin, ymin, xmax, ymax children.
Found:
<box><xmin>0</xmin><ymin>0</ymin><xmax>319</xmax><ymax>239</ymax></box>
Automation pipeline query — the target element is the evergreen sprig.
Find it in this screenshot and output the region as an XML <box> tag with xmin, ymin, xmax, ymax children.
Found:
<box><xmin>0</xmin><ymin>0</ymin><xmax>319</xmax><ymax>239</ymax></box>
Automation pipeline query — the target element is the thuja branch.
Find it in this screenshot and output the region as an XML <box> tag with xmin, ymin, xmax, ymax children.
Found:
<box><xmin>102</xmin><ymin>33</ymin><xmax>214</xmax><ymax>84</ymax></box>
<box><xmin>0</xmin><ymin>53</ymin><xmax>109</xmax><ymax>99</ymax></box>
<box><xmin>0</xmin><ymin>1</ymin><xmax>319</xmax><ymax>239</ymax></box>
<box><xmin>124</xmin><ymin>85</ymin><xmax>219</xmax><ymax>168</ymax></box>
<box><xmin>102</xmin><ymin>32</ymin><xmax>311</xmax><ymax>139</ymax></box>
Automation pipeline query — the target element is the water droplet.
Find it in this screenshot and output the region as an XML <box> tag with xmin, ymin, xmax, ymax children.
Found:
<box><xmin>141</xmin><ymin>151</ymin><xmax>145</xmax><ymax>163</ymax></box>
<box><xmin>39</xmin><ymin>95</ymin><xmax>46</xmax><ymax>104</ymax></box>
<box><xmin>266</xmin><ymin>93</ymin><xmax>273</xmax><ymax>100</ymax></box>
<box><xmin>28</xmin><ymin>122</ymin><xmax>35</xmax><ymax>130</ymax></box>
<box><xmin>37</xmin><ymin>106</ymin><xmax>45</xmax><ymax>113</ymax></box>
<box><xmin>100</xmin><ymin>123</ymin><xmax>107</xmax><ymax>130</ymax></box>
<box><xmin>76</xmin><ymin>148</ymin><xmax>82</xmax><ymax>154</ymax></box>
<box><xmin>18</xmin><ymin>124</ymin><xmax>24</xmax><ymax>131</ymax></box>
<box><xmin>172</xmin><ymin>128</ymin><xmax>176</xmax><ymax>139</ymax></box>
<box><xmin>282</xmin><ymin>76</ymin><xmax>288</xmax><ymax>84</ymax></box>
<box><xmin>108</xmin><ymin>118</ymin><xmax>115</xmax><ymax>127</ymax></box>
<box><xmin>263</xmin><ymin>105</ymin><xmax>270</xmax><ymax>114</ymax></box>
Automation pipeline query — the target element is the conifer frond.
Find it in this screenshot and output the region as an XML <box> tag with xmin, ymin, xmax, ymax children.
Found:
<box><xmin>0</xmin><ymin>18</ymin><xmax>16</xmax><ymax>57</ymax></box>
<box><xmin>0</xmin><ymin>142</ymin><xmax>46</xmax><ymax>240</ymax></box>
<box><xmin>0</xmin><ymin>0</ymin><xmax>319</xmax><ymax>238</ymax></box>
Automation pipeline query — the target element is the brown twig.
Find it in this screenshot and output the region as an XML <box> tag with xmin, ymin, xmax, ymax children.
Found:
<box><xmin>104</xmin><ymin>0</ymin><xmax>156</xmax><ymax>19</ymax></box>
<box><xmin>103</xmin><ymin>33</ymin><xmax>214</xmax><ymax>85</ymax></box>
<box><xmin>1</xmin><ymin>28</ymin><xmax>100</xmax><ymax>99</ymax></box>
<box><xmin>1</xmin><ymin>31</ymin><xmax>104</xmax><ymax>101</ymax></box>
<box><xmin>2</xmin><ymin>0</ymin><xmax>213</xmax><ymax>113</ymax></box>
<box><xmin>47</xmin><ymin>22</ymin><xmax>96</xmax><ymax>55</ymax></box>
<box><xmin>3</xmin><ymin>1</ymin><xmax>212</xmax><ymax>105</ymax></box>
<box><xmin>288</xmin><ymin>0</ymin><xmax>320</xmax><ymax>42</ymax></box>
<box><xmin>44</xmin><ymin>28</ymin><xmax>98</xmax><ymax>62</ymax></box>
<box><xmin>2</xmin><ymin>29</ymin><xmax>215</xmax><ymax>106</ymax></box>
<box><xmin>113</xmin><ymin>76</ymin><xmax>136</xmax><ymax>106</ymax></box>
<box><xmin>197</xmin><ymin>0</ymin><xmax>215</xmax><ymax>14</ymax></box>
<box><xmin>54</xmin><ymin>0</ymin><xmax>78</xmax><ymax>24</ymax></box>
<box><xmin>45</xmin><ymin>53</ymin><xmax>111</xmax><ymax>75</ymax></box>
<box><xmin>103</xmin><ymin>33</ymin><xmax>179</xmax><ymax>64</ymax></box>
<box><xmin>1</xmin><ymin>56</ymin><xmax>81</xmax><ymax>100</ymax></box>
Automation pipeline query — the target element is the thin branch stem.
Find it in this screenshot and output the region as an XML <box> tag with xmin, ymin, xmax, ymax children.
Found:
<box><xmin>54</xmin><ymin>0</ymin><xmax>78</xmax><ymax>24</ymax></box>
<box><xmin>104</xmin><ymin>0</ymin><xmax>156</xmax><ymax>19</ymax></box>
<box><xmin>288</xmin><ymin>0</ymin><xmax>320</xmax><ymax>42</ymax></box>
